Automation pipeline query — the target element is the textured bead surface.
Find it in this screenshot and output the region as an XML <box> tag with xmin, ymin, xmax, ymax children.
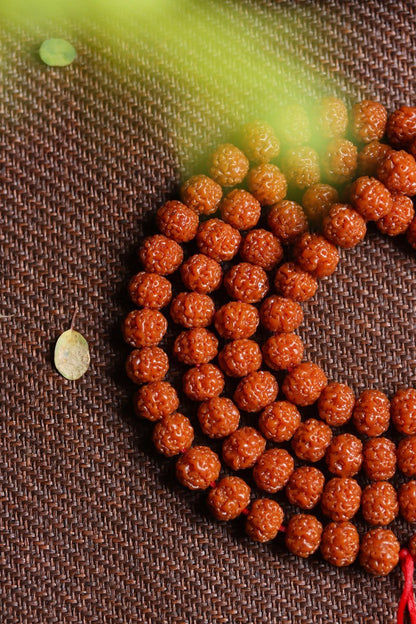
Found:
<box><xmin>362</xmin><ymin>437</ymin><xmax>397</xmax><ymax>481</ymax></box>
<box><xmin>386</xmin><ymin>105</ymin><xmax>416</xmax><ymax>147</ymax></box>
<box><xmin>209</xmin><ymin>143</ymin><xmax>249</xmax><ymax>187</ymax></box>
<box><xmin>320</xmin><ymin>522</ymin><xmax>360</xmax><ymax>567</ymax></box>
<box><xmin>357</xmin><ymin>140</ymin><xmax>391</xmax><ymax>177</ymax></box>
<box><xmin>260</xmin><ymin>295</ymin><xmax>304</xmax><ymax>333</ymax></box>
<box><xmin>352</xmin><ymin>389</ymin><xmax>390</xmax><ymax>437</ymax></box>
<box><xmin>245</xmin><ymin>499</ymin><xmax>284</xmax><ymax>543</ymax></box>
<box><xmin>122</xmin><ymin>308</ymin><xmax>167</xmax><ymax>348</ymax></box>
<box><xmin>325</xmin><ymin>433</ymin><xmax>363</xmax><ymax>478</ymax></box>
<box><xmin>173</xmin><ymin>328</ymin><xmax>218</xmax><ymax>365</ymax></box>
<box><xmin>302</xmin><ymin>183</ymin><xmax>339</xmax><ymax>228</ymax></box>
<box><xmin>285</xmin><ymin>466</ymin><xmax>325</xmax><ymax>510</ymax></box>
<box><xmin>182</xmin><ymin>364</ymin><xmax>224</xmax><ymax>402</ymax></box>
<box><xmin>267</xmin><ymin>200</ymin><xmax>308</xmax><ymax>243</ymax></box>
<box><xmin>220</xmin><ymin>189</ymin><xmax>261</xmax><ymax>230</ymax></box>
<box><xmin>349</xmin><ymin>100</ymin><xmax>387</xmax><ymax>144</ymax></box>
<box><xmin>350</xmin><ymin>176</ymin><xmax>393</xmax><ymax>221</ymax></box>
<box><xmin>125</xmin><ymin>347</ymin><xmax>169</xmax><ymax>384</ymax></box>
<box><xmin>258</xmin><ymin>401</ymin><xmax>301</xmax><ymax>443</ymax></box>
<box><xmin>207</xmin><ymin>476</ymin><xmax>251</xmax><ymax>521</ymax></box>
<box><xmin>397</xmin><ymin>436</ymin><xmax>416</xmax><ymax>477</ymax></box>
<box><xmin>128</xmin><ymin>272</ymin><xmax>172</xmax><ymax>309</ymax></box>
<box><xmin>247</xmin><ymin>163</ymin><xmax>287</xmax><ymax>205</ymax></box>
<box><xmin>377</xmin><ymin>193</ymin><xmax>415</xmax><ymax>236</ymax></box>
<box><xmin>218</xmin><ymin>339</ymin><xmax>262</xmax><ymax>378</ymax></box>
<box><xmin>152</xmin><ymin>412</ymin><xmax>194</xmax><ymax>457</ymax></box>
<box><xmin>314</xmin><ymin>96</ymin><xmax>348</xmax><ymax>139</ymax></box>
<box><xmin>180</xmin><ymin>174</ymin><xmax>223</xmax><ymax>215</ymax></box>
<box><xmin>197</xmin><ymin>397</ymin><xmax>240</xmax><ymax>439</ymax></box>
<box><xmin>399</xmin><ymin>480</ymin><xmax>416</xmax><ymax>522</ymax></box>
<box><xmin>156</xmin><ymin>200</ymin><xmax>199</xmax><ymax>243</ymax></box>
<box><xmin>239</xmin><ymin>229</ymin><xmax>283</xmax><ymax>271</ymax></box>
<box><xmin>321</xmin><ymin>477</ymin><xmax>362</xmax><ymax>522</ymax></box>
<box><xmin>139</xmin><ymin>234</ymin><xmax>183</xmax><ymax>275</ymax></box>
<box><xmin>196</xmin><ymin>218</ymin><xmax>241</xmax><ymax>262</ymax></box>
<box><xmin>359</xmin><ymin>529</ymin><xmax>400</xmax><ymax>576</ymax></box>
<box><xmin>214</xmin><ymin>302</ymin><xmax>259</xmax><ymax>340</ymax></box>
<box><xmin>134</xmin><ymin>381</ymin><xmax>179</xmax><ymax>422</ymax></box>
<box><xmin>377</xmin><ymin>149</ymin><xmax>416</xmax><ymax>196</ymax></box>
<box><xmin>224</xmin><ymin>262</ymin><xmax>269</xmax><ymax>304</ymax></box>
<box><xmin>180</xmin><ymin>254</ymin><xmax>222</xmax><ymax>294</ymax></box>
<box><xmin>294</xmin><ymin>233</ymin><xmax>340</xmax><ymax>279</ymax></box>
<box><xmin>361</xmin><ymin>481</ymin><xmax>398</xmax><ymax>526</ymax></box>
<box><xmin>321</xmin><ymin>138</ymin><xmax>357</xmax><ymax>185</ymax></box>
<box><xmin>176</xmin><ymin>446</ymin><xmax>221</xmax><ymax>490</ymax></box>
<box><xmin>261</xmin><ymin>333</ymin><xmax>304</xmax><ymax>371</ymax></box>
<box><xmin>252</xmin><ymin>448</ymin><xmax>295</xmax><ymax>493</ymax></box>
<box><xmin>222</xmin><ymin>427</ymin><xmax>266</xmax><ymax>471</ymax></box>
<box><xmin>391</xmin><ymin>388</ymin><xmax>416</xmax><ymax>434</ymax></box>
<box><xmin>234</xmin><ymin>371</ymin><xmax>278</xmax><ymax>413</ymax></box>
<box><xmin>274</xmin><ymin>263</ymin><xmax>318</xmax><ymax>302</ymax></box>
<box><xmin>282</xmin><ymin>362</ymin><xmax>328</xmax><ymax>406</ymax></box>
<box><xmin>322</xmin><ymin>203</ymin><xmax>366</xmax><ymax>249</ymax></box>
<box><xmin>317</xmin><ymin>382</ymin><xmax>355</xmax><ymax>427</ymax></box>
<box><xmin>170</xmin><ymin>292</ymin><xmax>215</xmax><ymax>329</ymax></box>
<box><xmin>285</xmin><ymin>514</ymin><xmax>323</xmax><ymax>558</ymax></box>
<box><xmin>281</xmin><ymin>146</ymin><xmax>320</xmax><ymax>189</ymax></box>
<box><xmin>241</xmin><ymin>120</ymin><xmax>280</xmax><ymax>163</ymax></box>
<box><xmin>291</xmin><ymin>418</ymin><xmax>332</xmax><ymax>462</ymax></box>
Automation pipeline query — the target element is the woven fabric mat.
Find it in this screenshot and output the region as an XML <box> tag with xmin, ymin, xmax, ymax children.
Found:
<box><xmin>2</xmin><ymin>1</ymin><xmax>416</xmax><ymax>622</ymax></box>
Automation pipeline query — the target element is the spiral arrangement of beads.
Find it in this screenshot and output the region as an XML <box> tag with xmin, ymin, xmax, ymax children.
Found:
<box><xmin>123</xmin><ymin>98</ymin><xmax>416</xmax><ymax>577</ymax></box>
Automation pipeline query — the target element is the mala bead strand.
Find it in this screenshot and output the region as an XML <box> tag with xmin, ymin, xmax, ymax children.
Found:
<box><xmin>123</xmin><ymin>101</ymin><xmax>416</xmax><ymax>577</ymax></box>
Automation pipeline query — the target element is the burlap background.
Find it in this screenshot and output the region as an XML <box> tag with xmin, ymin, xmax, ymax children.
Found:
<box><xmin>2</xmin><ymin>1</ymin><xmax>416</xmax><ymax>622</ymax></box>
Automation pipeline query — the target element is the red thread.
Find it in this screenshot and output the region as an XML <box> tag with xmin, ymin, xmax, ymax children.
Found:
<box><xmin>398</xmin><ymin>549</ymin><xmax>416</xmax><ymax>624</ymax></box>
<box><xmin>278</xmin><ymin>524</ymin><xmax>286</xmax><ymax>533</ymax></box>
<box><xmin>209</xmin><ymin>481</ymin><xmax>217</xmax><ymax>489</ymax></box>
<box><xmin>241</xmin><ymin>508</ymin><xmax>249</xmax><ymax>516</ymax></box>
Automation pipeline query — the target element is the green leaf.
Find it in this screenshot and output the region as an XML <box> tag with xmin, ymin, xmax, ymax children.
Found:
<box><xmin>39</xmin><ymin>38</ymin><xmax>77</xmax><ymax>67</ymax></box>
<box><xmin>54</xmin><ymin>329</ymin><xmax>90</xmax><ymax>380</ymax></box>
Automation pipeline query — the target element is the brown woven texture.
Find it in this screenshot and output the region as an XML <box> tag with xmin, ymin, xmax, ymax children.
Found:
<box><xmin>2</xmin><ymin>1</ymin><xmax>416</xmax><ymax>622</ymax></box>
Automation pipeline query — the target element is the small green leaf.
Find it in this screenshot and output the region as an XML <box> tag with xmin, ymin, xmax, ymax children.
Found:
<box><xmin>39</xmin><ymin>39</ymin><xmax>77</xmax><ymax>67</ymax></box>
<box><xmin>54</xmin><ymin>329</ymin><xmax>90</xmax><ymax>380</ymax></box>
